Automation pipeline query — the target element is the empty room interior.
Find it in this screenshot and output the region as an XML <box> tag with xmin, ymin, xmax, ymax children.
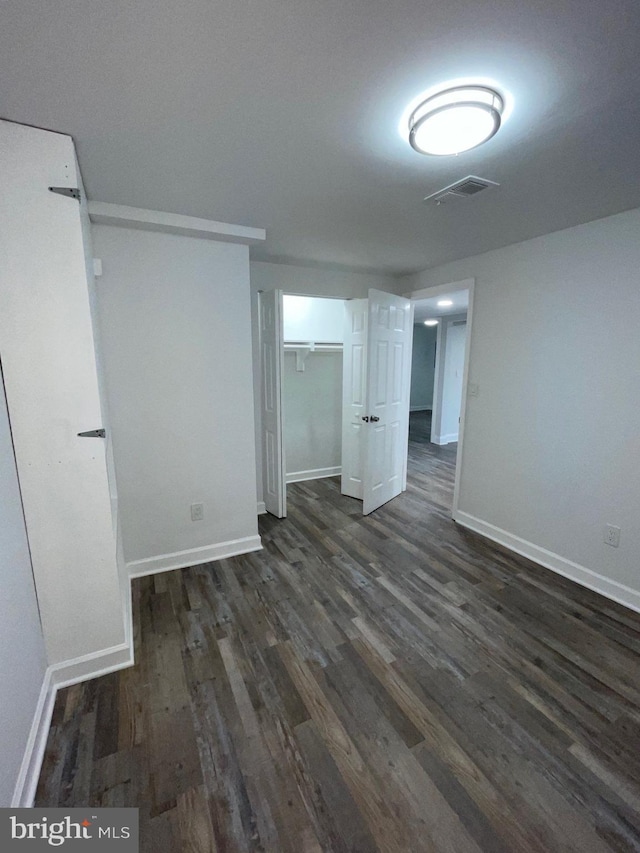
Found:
<box><xmin>2</xmin><ymin>1</ymin><xmax>640</xmax><ymax>850</ymax></box>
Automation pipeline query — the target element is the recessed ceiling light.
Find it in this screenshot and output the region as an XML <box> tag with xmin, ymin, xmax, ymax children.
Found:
<box><xmin>424</xmin><ymin>319</ymin><xmax>439</xmax><ymax>326</ymax></box>
<box><xmin>408</xmin><ymin>85</ymin><xmax>504</xmax><ymax>156</ymax></box>
<box><xmin>437</xmin><ymin>299</ymin><xmax>453</xmax><ymax>307</ymax></box>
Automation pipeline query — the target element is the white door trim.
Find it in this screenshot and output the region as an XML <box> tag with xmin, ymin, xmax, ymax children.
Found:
<box><xmin>259</xmin><ymin>290</ymin><xmax>286</xmax><ymax>517</ymax></box>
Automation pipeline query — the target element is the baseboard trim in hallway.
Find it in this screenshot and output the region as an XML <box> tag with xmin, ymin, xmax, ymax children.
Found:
<box><xmin>11</xmin><ymin>669</ymin><xmax>54</xmax><ymax>808</ymax></box>
<box><xmin>432</xmin><ymin>432</ymin><xmax>458</xmax><ymax>445</ymax></box>
<box><xmin>455</xmin><ymin>509</ymin><xmax>640</xmax><ymax>615</ymax></box>
<box><xmin>18</xmin><ymin>536</ymin><xmax>265</xmax><ymax>808</ymax></box>
<box><xmin>286</xmin><ymin>465</ymin><xmax>341</xmax><ymax>484</ymax></box>
<box><xmin>127</xmin><ymin>534</ymin><xmax>263</xmax><ymax>578</ymax></box>
<box><xmin>51</xmin><ymin>642</ymin><xmax>134</xmax><ymax>690</ymax></box>
<box><xmin>12</xmin><ymin>641</ymin><xmax>134</xmax><ymax>808</ymax></box>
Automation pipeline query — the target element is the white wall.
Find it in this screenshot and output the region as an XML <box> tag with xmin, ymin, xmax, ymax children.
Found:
<box><xmin>251</xmin><ymin>261</ymin><xmax>398</xmax><ymax>505</ymax></box>
<box><xmin>283</xmin><ymin>294</ymin><xmax>346</xmax><ymax>342</ymax></box>
<box><xmin>0</xmin><ymin>371</ymin><xmax>48</xmax><ymax>807</ymax></box>
<box><xmin>252</xmin><ymin>261</ymin><xmax>398</xmax><ymax>300</ymax></box>
<box><xmin>282</xmin><ymin>295</ymin><xmax>346</xmax><ymax>481</ymax></box>
<box><xmin>93</xmin><ymin>225</ymin><xmax>260</xmax><ymax>572</ymax></box>
<box><xmin>283</xmin><ymin>351</ymin><xmax>343</xmax><ymax>480</ymax></box>
<box><xmin>402</xmin><ymin>207</ymin><xmax>640</xmax><ymax>607</ymax></box>
<box><xmin>410</xmin><ymin>324</ymin><xmax>437</xmax><ymax>410</ymax></box>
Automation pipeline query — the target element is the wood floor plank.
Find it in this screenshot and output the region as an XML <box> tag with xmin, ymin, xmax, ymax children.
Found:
<box><xmin>278</xmin><ymin>640</ymin><xmax>418</xmax><ymax>853</ymax></box>
<box><xmin>321</xmin><ymin>650</ymin><xmax>482</xmax><ymax>853</ymax></box>
<box><xmin>176</xmin><ymin>785</ymin><xmax>218</xmax><ymax>853</ymax></box>
<box><xmin>350</xmin><ymin>635</ymin><xmax>549</xmax><ymax>853</ymax></box>
<box><xmin>35</xmin><ymin>413</ymin><xmax>640</xmax><ymax>852</ymax></box>
<box><xmin>293</xmin><ymin>718</ymin><xmax>379</xmax><ymax>853</ymax></box>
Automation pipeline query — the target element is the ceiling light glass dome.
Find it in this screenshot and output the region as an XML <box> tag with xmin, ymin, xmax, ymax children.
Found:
<box><xmin>408</xmin><ymin>86</ymin><xmax>504</xmax><ymax>156</ymax></box>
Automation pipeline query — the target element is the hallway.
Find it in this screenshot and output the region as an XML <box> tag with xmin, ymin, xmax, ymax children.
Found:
<box><xmin>408</xmin><ymin>409</ymin><xmax>433</xmax><ymax>444</ymax></box>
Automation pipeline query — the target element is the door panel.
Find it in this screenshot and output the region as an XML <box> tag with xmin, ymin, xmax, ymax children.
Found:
<box><xmin>341</xmin><ymin>299</ymin><xmax>368</xmax><ymax>499</ymax></box>
<box><xmin>363</xmin><ymin>290</ymin><xmax>413</xmax><ymax>515</ymax></box>
<box><xmin>441</xmin><ymin>321</ymin><xmax>467</xmax><ymax>442</ymax></box>
<box><xmin>259</xmin><ymin>290</ymin><xmax>286</xmax><ymax>517</ymax></box>
<box><xmin>0</xmin><ymin>120</ymin><xmax>125</xmax><ymax>664</ymax></box>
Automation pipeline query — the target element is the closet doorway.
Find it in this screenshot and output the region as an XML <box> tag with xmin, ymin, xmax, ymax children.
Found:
<box><xmin>282</xmin><ymin>295</ymin><xmax>345</xmax><ymax>487</ymax></box>
<box><xmin>259</xmin><ymin>289</ymin><xmax>413</xmax><ymax>518</ymax></box>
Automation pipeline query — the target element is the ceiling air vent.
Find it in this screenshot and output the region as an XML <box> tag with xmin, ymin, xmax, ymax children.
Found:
<box><xmin>424</xmin><ymin>175</ymin><xmax>499</xmax><ymax>205</ymax></box>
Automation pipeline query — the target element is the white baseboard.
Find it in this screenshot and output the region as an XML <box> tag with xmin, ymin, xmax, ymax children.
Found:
<box><xmin>454</xmin><ymin>510</ymin><xmax>640</xmax><ymax>614</ymax></box>
<box><xmin>11</xmin><ymin>641</ymin><xmax>134</xmax><ymax>808</ymax></box>
<box><xmin>127</xmin><ymin>534</ymin><xmax>263</xmax><ymax>579</ymax></box>
<box><xmin>50</xmin><ymin>642</ymin><xmax>134</xmax><ymax>690</ymax></box>
<box><xmin>257</xmin><ymin>501</ymin><xmax>267</xmax><ymax>515</ymax></box>
<box><xmin>286</xmin><ymin>466</ymin><xmax>341</xmax><ymax>484</ymax></box>
<box><xmin>13</xmin><ymin>531</ymin><xmax>265</xmax><ymax>803</ymax></box>
<box><xmin>432</xmin><ymin>432</ymin><xmax>458</xmax><ymax>445</ymax></box>
<box><xmin>11</xmin><ymin>668</ymin><xmax>55</xmax><ymax>808</ymax></box>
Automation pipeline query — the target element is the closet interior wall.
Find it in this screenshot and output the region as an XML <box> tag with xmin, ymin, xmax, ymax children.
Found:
<box><xmin>282</xmin><ymin>296</ymin><xmax>347</xmax><ymax>484</ymax></box>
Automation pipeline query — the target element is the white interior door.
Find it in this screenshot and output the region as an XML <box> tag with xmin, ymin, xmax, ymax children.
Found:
<box><xmin>259</xmin><ymin>290</ymin><xmax>286</xmax><ymax>517</ymax></box>
<box><xmin>0</xmin><ymin>119</ymin><xmax>125</xmax><ymax>665</ymax></box>
<box><xmin>441</xmin><ymin>321</ymin><xmax>467</xmax><ymax>443</ymax></box>
<box><xmin>341</xmin><ymin>290</ymin><xmax>413</xmax><ymax>514</ymax></box>
<box><xmin>363</xmin><ymin>290</ymin><xmax>413</xmax><ymax>515</ymax></box>
<box><xmin>432</xmin><ymin>318</ymin><xmax>467</xmax><ymax>445</ymax></box>
<box><xmin>341</xmin><ymin>299</ymin><xmax>368</xmax><ymax>499</ymax></box>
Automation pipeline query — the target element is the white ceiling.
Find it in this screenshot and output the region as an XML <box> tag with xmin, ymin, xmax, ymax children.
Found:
<box><xmin>413</xmin><ymin>291</ymin><xmax>469</xmax><ymax>324</ymax></box>
<box><xmin>1</xmin><ymin>0</ymin><xmax>639</xmax><ymax>275</ymax></box>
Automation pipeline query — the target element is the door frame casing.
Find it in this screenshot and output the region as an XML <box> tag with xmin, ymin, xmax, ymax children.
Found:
<box><xmin>261</xmin><ymin>290</ymin><xmax>348</xmax><ymax>518</ymax></box>
<box><xmin>404</xmin><ymin>278</ymin><xmax>475</xmax><ymax>519</ymax></box>
<box><xmin>260</xmin><ymin>288</ymin><xmax>414</xmax><ymax>518</ymax></box>
<box><xmin>258</xmin><ymin>289</ymin><xmax>286</xmax><ymax>517</ymax></box>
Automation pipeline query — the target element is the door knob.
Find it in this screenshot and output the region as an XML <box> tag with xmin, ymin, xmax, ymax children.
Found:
<box><xmin>370</xmin><ymin>416</ymin><xmax>380</xmax><ymax>422</ymax></box>
<box><xmin>361</xmin><ymin>416</ymin><xmax>369</xmax><ymax>422</ymax></box>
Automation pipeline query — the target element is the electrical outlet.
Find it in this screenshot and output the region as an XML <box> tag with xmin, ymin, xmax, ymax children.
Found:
<box><xmin>604</xmin><ymin>524</ymin><xmax>620</xmax><ymax>548</ymax></box>
<box><xmin>190</xmin><ymin>502</ymin><xmax>204</xmax><ymax>522</ymax></box>
<box><xmin>468</xmin><ymin>382</ymin><xmax>479</xmax><ymax>397</ymax></box>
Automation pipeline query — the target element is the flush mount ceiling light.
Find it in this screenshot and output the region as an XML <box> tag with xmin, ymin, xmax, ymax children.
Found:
<box><xmin>437</xmin><ymin>299</ymin><xmax>453</xmax><ymax>307</ymax></box>
<box><xmin>424</xmin><ymin>319</ymin><xmax>439</xmax><ymax>326</ymax></box>
<box><xmin>408</xmin><ymin>85</ymin><xmax>504</xmax><ymax>156</ymax></box>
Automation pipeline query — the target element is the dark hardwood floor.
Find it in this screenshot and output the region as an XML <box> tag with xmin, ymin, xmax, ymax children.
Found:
<box><xmin>408</xmin><ymin>409</ymin><xmax>433</xmax><ymax>443</ymax></box>
<box><xmin>36</xmin><ymin>434</ymin><xmax>640</xmax><ymax>852</ymax></box>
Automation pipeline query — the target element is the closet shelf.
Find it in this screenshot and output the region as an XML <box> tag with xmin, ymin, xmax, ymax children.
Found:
<box><xmin>284</xmin><ymin>341</ymin><xmax>342</xmax><ymax>351</ymax></box>
<box><xmin>283</xmin><ymin>341</ymin><xmax>343</xmax><ymax>371</ymax></box>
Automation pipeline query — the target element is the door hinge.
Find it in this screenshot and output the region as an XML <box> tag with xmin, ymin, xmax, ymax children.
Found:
<box><xmin>49</xmin><ymin>186</ymin><xmax>81</xmax><ymax>202</ymax></box>
<box><xmin>77</xmin><ymin>428</ymin><xmax>105</xmax><ymax>438</ymax></box>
